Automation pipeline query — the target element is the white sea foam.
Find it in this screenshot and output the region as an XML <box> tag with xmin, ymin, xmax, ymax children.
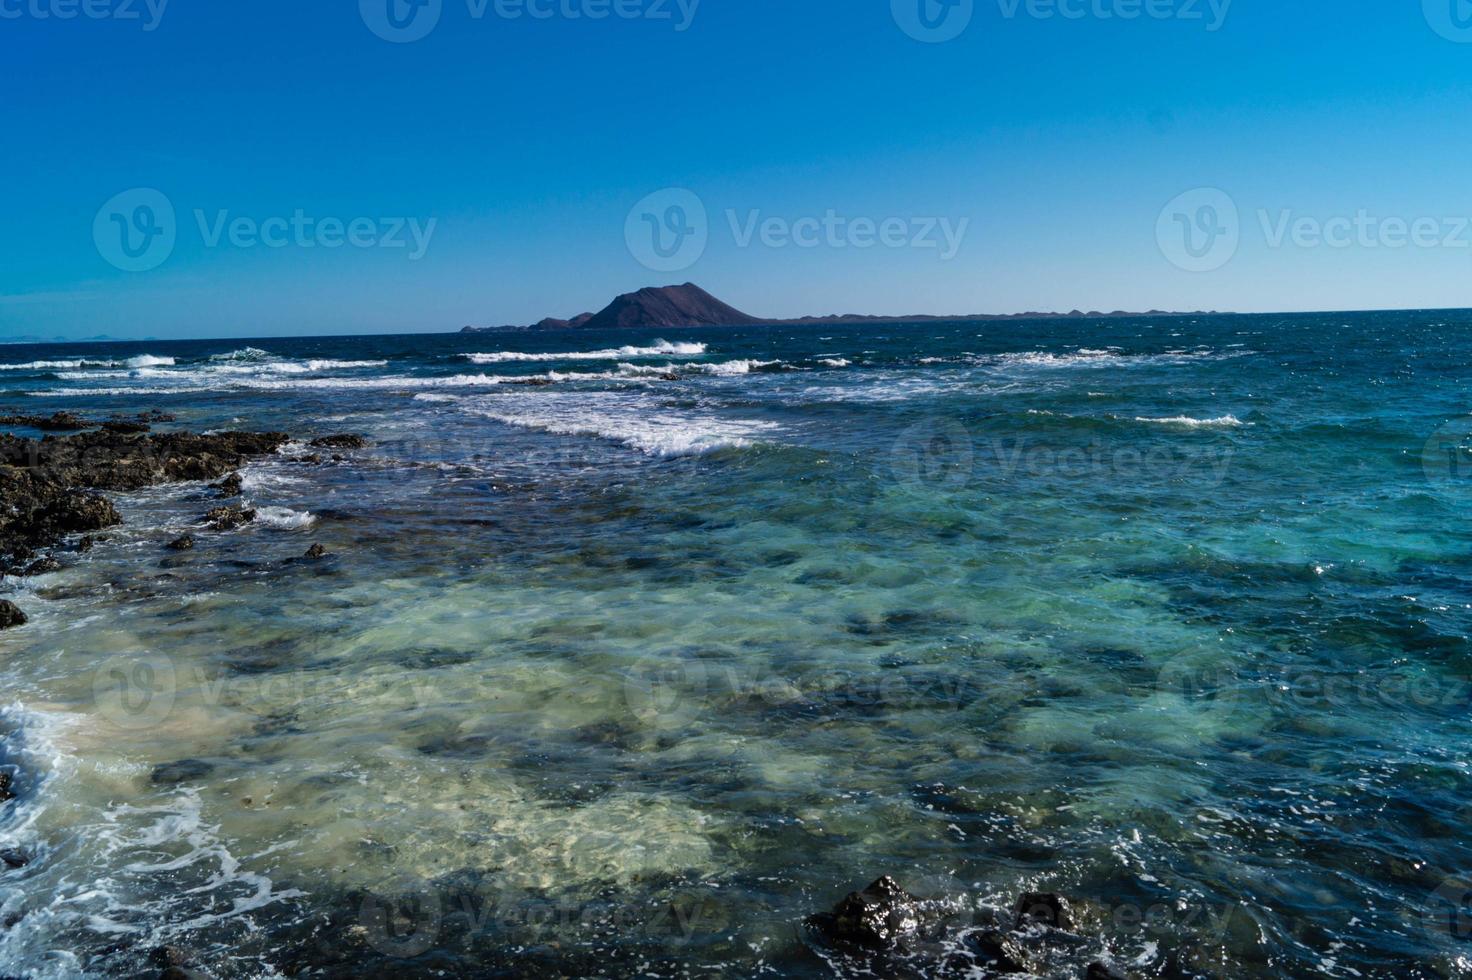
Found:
<box><xmin>1134</xmin><ymin>414</ymin><xmax>1246</xmax><ymax>428</ymax></box>
<box><xmin>818</xmin><ymin>358</ymin><xmax>851</xmax><ymax>368</ymax></box>
<box><xmin>462</xmin><ymin>341</ymin><xmax>707</xmax><ymax>364</ymax></box>
<box><xmin>466</xmin><ymin>391</ymin><xmax>779</xmax><ymax>456</ymax></box>
<box><xmin>255</xmin><ymin>506</ymin><xmax>316</xmax><ymax>529</ymax></box>
<box><xmin>693</xmin><ymin>359</ymin><xmax>780</xmax><ymax>376</ymax></box>
<box><xmin>0</xmin><ymin>358</ymin><xmax>119</xmax><ymax>371</ymax></box>
<box><xmin>986</xmin><ymin>349</ymin><xmax>1239</xmax><ymax>370</ymax></box>
<box><xmin>124</xmin><ymin>355</ymin><xmax>175</xmax><ymax>368</ymax></box>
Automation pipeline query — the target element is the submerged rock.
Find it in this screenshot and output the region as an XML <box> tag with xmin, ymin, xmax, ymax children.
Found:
<box><xmin>303</xmin><ymin>543</ymin><xmax>327</xmax><ymax>560</ymax></box>
<box><xmin>150</xmin><ymin>759</ymin><xmax>215</xmax><ymax>785</ymax></box>
<box><xmin>0</xmin><ymin>601</ymin><xmax>26</xmax><ymax>630</ymax></box>
<box><xmin>807</xmin><ymin>876</ymin><xmax>922</xmax><ymax>949</ymax></box>
<box><xmin>0</xmin><ymin>772</ymin><xmax>14</xmax><ymax>801</ymax></box>
<box><xmin>1086</xmin><ymin>963</ymin><xmax>1127</xmax><ymax>979</ymax></box>
<box><xmin>167</xmin><ymin>535</ymin><xmax>196</xmax><ymax>552</ymax></box>
<box><xmin>965</xmin><ymin>929</ymin><xmax>1029</xmax><ymax>973</ymax></box>
<box><xmin>204</xmin><ymin>506</ymin><xmax>257</xmax><ymax>532</ymax></box>
<box><xmin>0</xmin><ymin>849</ymin><xmax>28</xmax><ymax>870</ymax></box>
<box><xmin>309</xmin><ymin>434</ymin><xmax>368</xmax><ymax>449</ymax></box>
<box><xmin>1014</xmin><ymin>892</ymin><xmax>1074</xmax><ymax>931</ymax></box>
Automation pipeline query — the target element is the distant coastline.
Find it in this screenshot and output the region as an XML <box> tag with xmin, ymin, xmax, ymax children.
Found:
<box><xmin>461</xmin><ymin>282</ymin><xmax>1226</xmax><ymax>333</ymax></box>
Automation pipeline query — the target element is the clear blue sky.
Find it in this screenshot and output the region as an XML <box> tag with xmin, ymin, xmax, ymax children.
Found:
<box><xmin>3</xmin><ymin>0</ymin><xmax>1471</xmax><ymax>339</ymax></box>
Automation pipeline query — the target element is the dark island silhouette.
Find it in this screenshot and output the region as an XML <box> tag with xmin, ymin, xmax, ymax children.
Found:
<box><xmin>462</xmin><ymin>283</ymin><xmax>1222</xmax><ymax>333</ymax></box>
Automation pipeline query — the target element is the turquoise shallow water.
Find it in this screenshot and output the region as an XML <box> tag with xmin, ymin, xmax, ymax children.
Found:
<box><xmin>3</xmin><ymin>312</ymin><xmax>1472</xmax><ymax>977</ymax></box>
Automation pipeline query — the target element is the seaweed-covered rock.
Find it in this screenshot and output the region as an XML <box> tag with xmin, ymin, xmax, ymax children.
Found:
<box><xmin>807</xmin><ymin>876</ymin><xmax>922</xmax><ymax>949</ymax></box>
<box><xmin>21</xmin><ymin>556</ymin><xmax>62</xmax><ymax>576</ymax></box>
<box><xmin>304</xmin><ymin>543</ymin><xmax>327</xmax><ymax>560</ymax></box>
<box><xmin>101</xmin><ymin>419</ymin><xmax>151</xmax><ymax>435</ymax></box>
<box><xmin>0</xmin><ymin>411</ymin><xmax>93</xmax><ymax>431</ymax></box>
<box><xmin>151</xmin><ymin>759</ymin><xmax>215</xmax><ymax>785</ymax></box>
<box><xmin>167</xmin><ymin>535</ymin><xmax>196</xmax><ymax>552</ymax></box>
<box><xmin>0</xmin><ymin>428</ymin><xmax>289</xmax><ymax>571</ymax></box>
<box><xmin>1015</xmin><ymin>892</ymin><xmax>1074</xmax><ymax>931</ymax></box>
<box><xmin>212</xmin><ymin>472</ymin><xmax>243</xmax><ymax>497</ymax></box>
<box><xmin>204</xmin><ymin>506</ymin><xmax>256</xmax><ymax>532</ymax></box>
<box><xmin>38</xmin><ymin>493</ymin><xmax>121</xmax><ymax>534</ymax></box>
<box><xmin>309</xmin><ymin>434</ymin><xmax>368</xmax><ymax>449</ymax></box>
<box><xmin>0</xmin><ymin>601</ymin><xmax>26</xmax><ymax>631</ymax></box>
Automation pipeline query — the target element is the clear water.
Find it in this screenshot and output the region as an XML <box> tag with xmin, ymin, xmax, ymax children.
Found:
<box><xmin>3</xmin><ymin>312</ymin><xmax>1472</xmax><ymax>977</ymax></box>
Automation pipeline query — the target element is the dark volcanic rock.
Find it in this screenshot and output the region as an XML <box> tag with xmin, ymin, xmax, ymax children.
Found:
<box><xmin>212</xmin><ymin>472</ymin><xmax>243</xmax><ymax>497</ymax></box>
<box><xmin>1014</xmin><ymin>892</ymin><xmax>1074</xmax><ymax>931</ymax></box>
<box><xmin>38</xmin><ymin>493</ymin><xmax>122</xmax><ymax>534</ymax></box>
<box><xmin>0</xmin><ymin>427</ymin><xmax>289</xmax><ymax>572</ymax></box>
<box><xmin>0</xmin><ymin>411</ymin><xmax>94</xmax><ymax>432</ymax></box>
<box><xmin>21</xmin><ymin>556</ymin><xmax>62</xmax><ymax>576</ymax></box>
<box><xmin>204</xmin><ymin>506</ymin><xmax>256</xmax><ymax>532</ymax></box>
<box><xmin>303</xmin><ymin>543</ymin><xmax>327</xmax><ymax>560</ymax></box>
<box><xmin>579</xmin><ymin>282</ymin><xmax>763</xmax><ymax>332</ymax></box>
<box><xmin>965</xmin><ymin>929</ymin><xmax>1029</xmax><ymax>973</ymax></box>
<box><xmin>0</xmin><ymin>601</ymin><xmax>26</xmax><ymax>630</ymax></box>
<box><xmin>309</xmin><ymin>434</ymin><xmax>368</xmax><ymax>449</ymax></box>
<box><xmin>101</xmin><ymin>419</ymin><xmax>150</xmax><ymax>434</ymax></box>
<box><xmin>151</xmin><ymin>759</ymin><xmax>215</xmax><ymax>785</ymax></box>
<box><xmin>167</xmin><ymin>535</ymin><xmax>196</xmax><ymax>552</ymax></box>
<box><xmin>0</xmin><ymin>848</ymin><xmax>27</xmax><ymax>870</ymax></box>
<box><xmin>807</xmin><ymin>876</ymin><xmax>922</xmax><ymax>949</ymax></box>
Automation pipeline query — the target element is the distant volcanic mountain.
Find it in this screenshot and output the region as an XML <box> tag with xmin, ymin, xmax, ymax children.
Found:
<box><xmin>461</xmin><ymin>283</ymin><xmax>1220</xmax><ymax>332</ymax></box>
<box><xmin>577</xmin><ymin>283</ymin><xmax>763</xmax><ymax>332</ymax></box>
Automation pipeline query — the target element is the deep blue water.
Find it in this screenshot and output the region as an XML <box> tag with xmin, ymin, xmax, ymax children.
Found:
<box><xmin>3</xmin><ymin>311</ymin><xmax>1472</xmax><ymax>977</ymax></box>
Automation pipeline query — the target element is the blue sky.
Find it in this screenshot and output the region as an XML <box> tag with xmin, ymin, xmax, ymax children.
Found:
<box><xmin>3</xmin><ymin>0</ymin><xmax>1471</xmax><ymax>339</ymax></box>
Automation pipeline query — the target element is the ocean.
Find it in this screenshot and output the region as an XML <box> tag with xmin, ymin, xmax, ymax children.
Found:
<box><xmin>2</xmin><ymin>310</ymin><xmax>1472</xmax><ymax>977</ymax></box>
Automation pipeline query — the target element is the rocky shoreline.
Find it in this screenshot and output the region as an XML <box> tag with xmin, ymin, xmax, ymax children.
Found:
<box><xmin>0</xmin><ymin>416</ymin><xmax>357</xmax><ymax>627</ymax></box>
